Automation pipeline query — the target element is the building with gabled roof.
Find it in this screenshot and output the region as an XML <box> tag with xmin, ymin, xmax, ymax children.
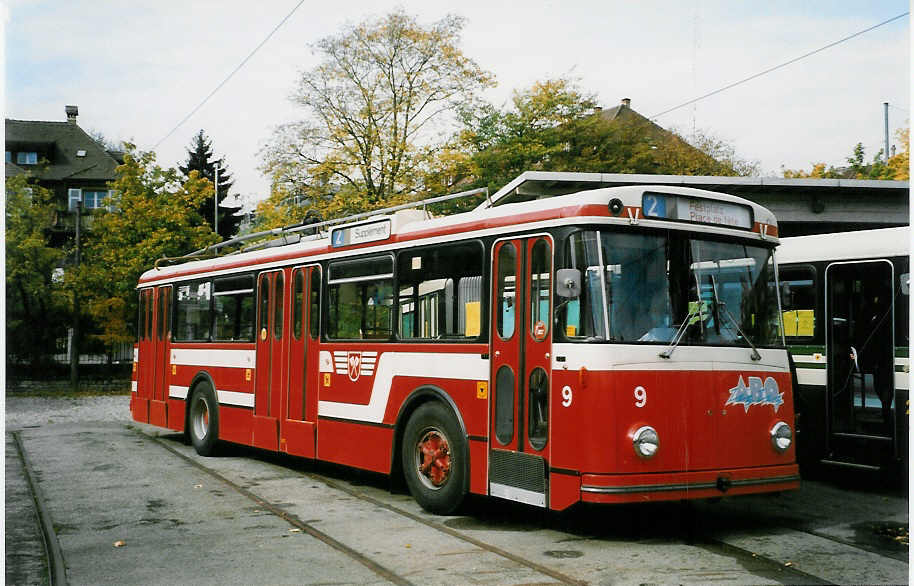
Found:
<box><xmin>5</xmin><ymin>105</ymin><xmax>123</xmax><ymax>245</ymax></box>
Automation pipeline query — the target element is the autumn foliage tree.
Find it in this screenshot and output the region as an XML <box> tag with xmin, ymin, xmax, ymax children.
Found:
<box><xmin>783</xmin><ymin>128</ymin><xmax>909</xmax><ymax>180</ymax></box>
<box><xmin>257</xmin><ymin>10</ymin><xmax>495</xmax><ymax>228</ymax></box>
<box><xmin>6</xmin><ymin>176</ymin><xmax>69</xmax><ymax>370</ymax></box>
<box><xmin>74</xmin><ymin>146</ymin><xmax>219</xmax><ymax>348</ymax></box>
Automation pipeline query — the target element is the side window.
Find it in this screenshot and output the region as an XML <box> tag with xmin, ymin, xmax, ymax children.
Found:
<box><xmin>780</xmin><ymin>265</ymin><xmax>817</xmax><ymax>340</ymax></box>
<box><xmin>309</xmin><ymin>267</ymin><xmax>321</xmax><ymax>340</ymax></box>
<box><xmin>292</xmin><ymin>269</ymin><xmax>305</xmax><ymax>340</ymax></box>
<box><xmin>529</xmin><ymin>238</ymin><xmax>551</xmax><ymax>340</ymax></box>
<box><xmin>496</xmin><ymin>243</ymin><xmax>517</xmax><ymax>340</ymax></box>
<box><xmin>327</xmin><ymin>256</ymin><xmax>394</xmax><ymax>340</ymax></box>
<box><xmin>397</xmin><ymin>241</ymin><xmax>483</xmax><ymax>340</ymax></box>
<box><xmin>174</xmin><ymin>280</ymin><xmax>212</xmax><ymax>341</ymax></box>
<box><xmin>213</xmin><ymin>275</ymin><xmax>254</xmax><ymax>342</ymax></box>
<box><xmin>273</xmin><ymin>272</ymin><xmax>284</xmax><ymax>340</ymax></box>
<box><xmin>259</xmin><ymin>275</ymin><xmax>270</xmax><ymax>341</ymax></box>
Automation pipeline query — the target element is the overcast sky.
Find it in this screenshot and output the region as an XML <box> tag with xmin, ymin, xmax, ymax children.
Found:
<box><xmin>6</xmin><ymin>1</ymin><xmax>910</xmax><ymax>208</ymax></box>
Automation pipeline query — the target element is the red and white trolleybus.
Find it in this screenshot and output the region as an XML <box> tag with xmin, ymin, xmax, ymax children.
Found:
<box><xmin>132</xmin><ymin>172</ymin><xmax>800</xmax><ymax>514</ymax></box>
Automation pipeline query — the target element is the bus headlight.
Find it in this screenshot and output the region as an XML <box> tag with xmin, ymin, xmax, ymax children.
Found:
<box><xmin>633</xmin><ymin>426</ymin><xmax>660</xmax><ymax>459</ymax></box>
<box><xmin>770</xmin><ymin>421</ymin><xmax>792</xmax><ymax>452</ymax></box>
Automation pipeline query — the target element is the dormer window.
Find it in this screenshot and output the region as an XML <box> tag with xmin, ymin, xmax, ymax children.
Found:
<box><xmin>16</xmin><ymin>151</ymin><xmax>38</xmax><ymax>165</ymax></box>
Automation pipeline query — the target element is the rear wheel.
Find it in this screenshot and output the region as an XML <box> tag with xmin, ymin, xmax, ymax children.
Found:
<box><xmin>188</xmin><ymin>382</ymin><xmax>219</xmax><ymax>456</ymax></box>
<box><xmin>401</xmin><ymin>402</ymin><xmax>467</xmax><ymax>515</ymax></box>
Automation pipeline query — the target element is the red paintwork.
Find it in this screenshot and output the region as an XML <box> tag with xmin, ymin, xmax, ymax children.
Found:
<box><xmin>317</xmin><ymin>418</ymin><xmax>393</xmax><ymax>474</ymax></box>
<box><xmin>580</xmin><ymin>464</ymin><xmax>799</xmax><ymax>504</ymax></box>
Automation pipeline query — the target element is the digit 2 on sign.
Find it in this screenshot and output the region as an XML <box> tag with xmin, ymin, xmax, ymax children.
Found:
<box><xmin>634</xmin><ymin>386</ymin><xmax>647</xmax><ymax>408</ymax></box>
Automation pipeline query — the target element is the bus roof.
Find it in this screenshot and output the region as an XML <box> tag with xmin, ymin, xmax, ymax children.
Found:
<box><xmin>138</xmin><ymin>181</ymin><xmax>779</xmax><ymax>288</ymax></box>
<box><xmin>777</xmin><ymin>226</ymin><xmax>910</xmax><ymax>265</ymax></box>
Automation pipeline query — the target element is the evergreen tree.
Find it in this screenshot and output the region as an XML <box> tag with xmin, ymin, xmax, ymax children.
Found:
<box><xmin>179</xmin><ymin>130</ymin><xmax>242</xmax><ymax>239</ymax></box>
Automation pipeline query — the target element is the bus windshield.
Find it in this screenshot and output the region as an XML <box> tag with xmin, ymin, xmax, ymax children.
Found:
<box><xmin>558</xmin><ymin>229</ymin><xmax>782</xmax><ymax>348</ymax></box>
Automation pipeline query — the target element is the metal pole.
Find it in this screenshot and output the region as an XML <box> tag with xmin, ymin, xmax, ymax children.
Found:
<box><xmin>70</xmin><ymin>200</ymin><xmax>81</xmax><ymax>392</ymax></box>
<box><xmin>214</xmin><ymin>165</ymin><xmax>219</xmax><ymax>237</ymax></box>
<box><xmin>883</xmin><ymin>102</ymin><xmax>890</xmax><ymax>163</ymax></box>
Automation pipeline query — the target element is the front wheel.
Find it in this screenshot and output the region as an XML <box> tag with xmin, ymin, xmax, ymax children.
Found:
<box><xmin>401</xmin><ymin>402</ymin><xmax>467</xmax><ymax>515</ymax></box>
<box><xmin>188</xmin><ymin>382</ymin><xmax>219</xmax><ymax>456</ymax></box>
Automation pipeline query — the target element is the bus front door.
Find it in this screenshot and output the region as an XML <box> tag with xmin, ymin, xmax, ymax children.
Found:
<box><xmin>825</xmin><ymin>260</ymin><xmax>896</xmax><ymax>470</ymax></box>
<box><xmin>281</xmin><ymin>265</ymin><xmax>321</xmax><ymax>458</ymax></box>
<box><xmin>489</xmin><ymin>236</ymin><xmax>553</xmax><ymax>507</ymax></box>
<box><xmin>254</xmin><ymin>270</ymin><xmax>286</xmax><ymax>451</ymax></box>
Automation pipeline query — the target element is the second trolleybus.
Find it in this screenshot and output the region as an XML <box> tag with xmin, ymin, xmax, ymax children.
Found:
<box><xmin>132</xmin><ymin>172</ymin><xmax>800</xmax><ymax>514</ymax></box>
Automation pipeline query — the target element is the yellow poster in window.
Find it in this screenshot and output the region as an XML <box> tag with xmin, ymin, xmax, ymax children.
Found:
<box><xmin>465</xmin><ymin>301</ymin><xmax>481</xmax><ymax>337</ymax></box>
<box><xmin>783</xmin><ymin>310</ymin><xmax>814</xmax><ymax>337</ymax></box>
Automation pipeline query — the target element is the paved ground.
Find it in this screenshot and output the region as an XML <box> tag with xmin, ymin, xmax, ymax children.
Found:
<box><xmin>5</xmin><ymin>394</ymin><xmax>910</xmax><ymax>585</ymax></box>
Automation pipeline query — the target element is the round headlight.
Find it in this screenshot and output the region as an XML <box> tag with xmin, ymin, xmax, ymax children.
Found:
<box><xmin>770</xmin><ymin>421</ymin><xmax>792</xmax><ymax>452</ymax></box>
<box><xmin>633</xmin><ymin>426</ymin><xmax>660</xmax><ymax>459</ymax></box>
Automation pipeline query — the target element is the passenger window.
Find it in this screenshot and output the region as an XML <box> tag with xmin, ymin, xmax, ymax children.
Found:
<box><xmin>292</xmin><ymin>269</ymin><xmax>304</xmax><ymax>340</ymax></box>
<box><xmin>213</xmin><ymin>275</ymin><xmax>254</xmax><ymax>342</ymax></box>
<box><xmin>780</xmin><ymin>265</ymin><xmax>816</xmax><ymax>339</ymax></box>
<box><xmin>396</xmin><ymin>241</ymin><xmax>483</xmax><ymax>340</ymax></box>
<box><xmin>529</xmin><ymin>239</ymin><xmax>551</xmax><ymax>340</ymax></box>
<box><xmin>327</xmin><ymin>256</ymin><xmax>394</xmax><ymax>340</ymax></box>
<box><xmin>174</xmin><ymin>280</ymin><xmax>212</xmax><ymax>342</ymax></box>
<box><xmin>273</xmin><ymin>272</ymin><xmax>284</xmax><ymax>340</ymax></box>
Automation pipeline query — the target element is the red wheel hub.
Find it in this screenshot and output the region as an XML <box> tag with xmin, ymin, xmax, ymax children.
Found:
<box><xmin>418</xmin><ymin>430</ymin><xmax>450</xmax><ymax>487</ymax></box>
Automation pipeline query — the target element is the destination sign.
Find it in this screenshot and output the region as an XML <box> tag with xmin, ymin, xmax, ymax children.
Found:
<box><xmin>642</xmin><ymin>192</ymin><xmax>752</xmax><ymax>229</ymax></box>
<box><xmin>331</xmin><ymin>218</ymin><xmax>392</xmax><ymax>248</ymax></box>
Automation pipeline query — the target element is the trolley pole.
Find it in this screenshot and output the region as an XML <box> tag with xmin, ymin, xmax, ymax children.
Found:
<box><xmin>70</xmin><ymin>201</ymin><xmax>81</xmax><ymax>392</ymax></box>
<box><xmin>883</xmin><ymin>102</ymin><xmax>890</xmax><ymax>163</ymax></box>
<box><xmin>214</xmin><ymin>165</ymin><xmax>219</xmax><ymax>238</ymax></box>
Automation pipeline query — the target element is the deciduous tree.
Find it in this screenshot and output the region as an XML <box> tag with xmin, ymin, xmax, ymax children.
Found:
<box><xmin>258</xmin><ymin>10</ymin><xmax>495</xmax><ymax>225</ymax></box>
<box><xmin>75</xmin><ymin>146</ymin><xmax>219</xmax><ymax>347</ymax></box>
<box><xmin>5</xmin><ymin>176</ymin><xmax>69</xmax><ymax>370</ymax></box>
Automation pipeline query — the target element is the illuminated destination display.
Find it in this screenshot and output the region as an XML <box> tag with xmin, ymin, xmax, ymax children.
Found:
<box><xmin>642</xmin><ymin>192</ymin><xmax>752</xmax><ymax>229</ymax></box>
<box><xmin>331</xmin><ymin>218</ymin><xmax>392</xmax><ymax>248</ymax></box>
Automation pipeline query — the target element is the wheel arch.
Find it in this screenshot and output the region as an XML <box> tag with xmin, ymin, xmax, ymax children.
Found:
<box><xmin>390</xmin><ymin>385</ymin><xmax>469</xmax><ymax>493</ymax></box>
<box><xmin>184</xmin><ymin>370</ymin><xmax>218</xmax><ymax>435</ymax></box>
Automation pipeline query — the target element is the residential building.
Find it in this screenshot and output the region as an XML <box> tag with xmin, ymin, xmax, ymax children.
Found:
<box><xmin>5</xmin><ymin>105</ymin><xmax>123</xmax><ymax>245</ymax></box>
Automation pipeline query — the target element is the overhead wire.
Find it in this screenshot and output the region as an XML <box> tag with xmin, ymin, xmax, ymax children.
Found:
<box><xmin>154</xmin><ymin>0</ymin><xmax>307</xmax><ymax>149</ymax></box>
<box><xmin>651</xmin><ymin>11</ymin><xmax>910</xmax><ymax>120</ymax></box>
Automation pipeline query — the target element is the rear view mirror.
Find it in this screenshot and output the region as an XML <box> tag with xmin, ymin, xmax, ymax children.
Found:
<box><xmin>780</xmin><ymin>282</ymin><xmax>792</xmax><ymax>306</ymax></box>
<box><xmin>901</xmin><ymin>273</ymin><xmax>909</xmax><ymax>296</ymax></box>
<box><xmin>555</xmin><ymin>268</ymin><xmax>581</xmax><ymax>298</ymax></box>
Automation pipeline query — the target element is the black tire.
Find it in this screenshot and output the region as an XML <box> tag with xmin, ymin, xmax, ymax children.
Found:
<box><xmin>401</xmin><ymin>402</ymin><xmax>467</xmax><ymax>515</ymax></box>
<box><xmin>188</xmin><ymin>382</ymin><xmax>219</xmax><ymax>456</ymax></box>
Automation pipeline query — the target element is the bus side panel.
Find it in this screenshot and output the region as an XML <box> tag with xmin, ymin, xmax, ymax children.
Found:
<box><xmin>548</xmin><ymin>369</ymin><xmax>618</xmax><ymax>474</ymax></box>
<box><xmin>167</xmin><ymin>398</ymin><xmax>185</xmax><ymax>432</ymax></box>
<box><xmin>468</xmin><ymin>439</ymin><xmax>487</xmax><ymax>495</ymax></box>
<box><xmin>219</xmin><ymin>405</ymin><xmax>254</xmax><ymax>446</ymax></box>
<box><xmin>149</xmin><ymin>400</ymin><xmax>168</xmax><ymax>428</ymax></box>
<box><xmin>317</xmin><ymin>419</ymin><xmax>392</xmax><ymax>474</ymax></box>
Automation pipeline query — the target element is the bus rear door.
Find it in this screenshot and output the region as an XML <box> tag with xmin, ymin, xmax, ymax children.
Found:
<box><xmin>489</xmin><ymin>236</ymin><xmax>553</xmax><ymax>507</ymax></box>
<box><xmin>253</xmin><ymin>270</ymin><xmax>286</xmax><ymax>450</ymax></box>
<box><xmin>149</xmin><ymin>285</ymin><xmax>171</xmax><ymax>427</ymax></box>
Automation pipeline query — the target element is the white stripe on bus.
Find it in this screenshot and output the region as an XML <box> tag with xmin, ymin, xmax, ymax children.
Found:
<box><xmin>170</xmin><ymin>385</ymin><xmax>255</xmax><ymax>407</ymax></box>
<box><xmin>318</xmin><ymin>352</ymin><xmax>488</xmax><ymax>423</ymax></box>
<box><xmin>170</xmin><ymin>348</ymin><xmax>255</xmax><ymax>368</ymax></box>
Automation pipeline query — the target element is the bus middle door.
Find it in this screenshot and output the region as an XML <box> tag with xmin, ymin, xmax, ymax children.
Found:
<box><xmin>489</xmin><ymin>236</ymin><xmax>553</xmax><ymax>508</ymax></box>
<box><xmin>149</xmin><ymin>285</ymin><xmax>172</xmax><ymax>428</ymax></box>
<box><xmin>281</xmin><ymin>265</ymin><xmax>321</xmax><ymax>458</ymax></box>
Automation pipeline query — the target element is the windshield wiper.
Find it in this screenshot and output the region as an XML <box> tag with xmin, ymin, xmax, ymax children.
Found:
<box><xmin>659</xmin><ymin>302</ymin><xmax>703</xmax><ymax>359</ymax></box>
<box><xmin>707</xmin><ymin>274</ymin><xmax>761</xmax><ymax>361</ymax></box>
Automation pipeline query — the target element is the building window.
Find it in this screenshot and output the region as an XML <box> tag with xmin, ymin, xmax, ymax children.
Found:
<box><xmin>68</xmin><ymin>188</ymin><xmax>111</xmax><ymax>210</ymax></box>
<box><xmin>16</xmin><ymin>152</ymin><xmax>38</xmax><ymax>165</ymax></box>
<box><xmin>5</xmin><ymin>151</ymin><xmax>10</xmax><ymax>163</ymax></box>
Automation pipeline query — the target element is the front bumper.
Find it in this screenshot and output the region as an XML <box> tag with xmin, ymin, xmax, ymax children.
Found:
<box><xmin>580</xmin><ymin>464</ymin><xmax>800</xmax><ymax>504</ymax></box>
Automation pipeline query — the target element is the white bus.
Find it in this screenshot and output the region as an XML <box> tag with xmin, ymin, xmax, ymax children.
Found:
<box><xmin>777</xmin><ymin>227</ymin><xmax>909</xmax><ymax>477</ymax></box>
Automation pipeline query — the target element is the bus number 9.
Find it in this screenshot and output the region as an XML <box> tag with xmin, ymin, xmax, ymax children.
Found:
<box><xmin>634</xmin><ymin>386</ymin><xmax>647</xmax><ymax>408</ymax></box>
<box><xmin>561</xmin><ymin>386</ymin><xmax>573</xmax><ymax>407</ymax></box>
